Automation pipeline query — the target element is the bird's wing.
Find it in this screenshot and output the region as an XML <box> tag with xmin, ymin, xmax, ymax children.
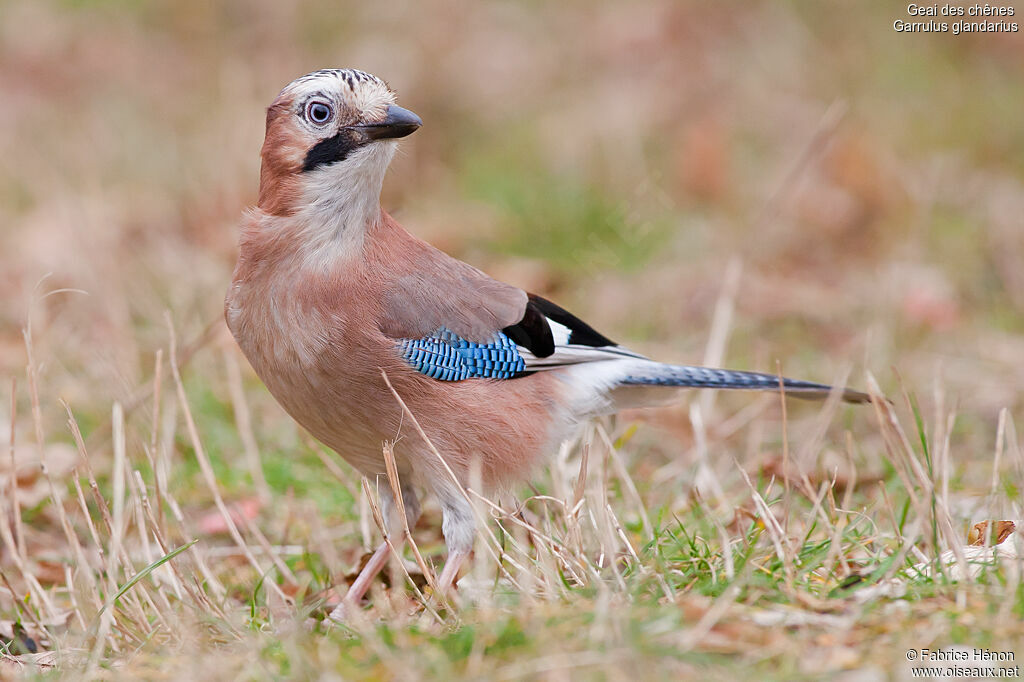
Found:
<box><xmin>375</xmin><ymin>240</ymin><xmax>866</xmax><ymax>400</ymax></box>
<box><xmin>384</xmin><ymin>285</ymin><xmax>869</xmax><ymax>405</ymax></box>
<box><xmin>385</xmin><ymin>278</ymin><xmax>872</xmax><ymax>401</ymax></box>
<box><xmin>379</xmin><ymin>252</ymin><xmax>528</xmax><ymax>344</ymax></box>
<box><xmin>384</xmin><ymin>278</ymin><xmax>645</xmax><ymax>381</ymax></box>
<box><xmin>374</xmin><ymin>218</ymin><xmax>636</xmax><ymax>373</ymax></box>
<box><xmin>504</xmin><ymin>294</ymin><xmax>649</xmax><ymax>368</ymax></box>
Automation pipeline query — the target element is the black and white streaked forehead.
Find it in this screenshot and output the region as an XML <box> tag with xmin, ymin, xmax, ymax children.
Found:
<box><xmin>280</xmin><ymin>69</ymin><xmax>395</xmax><ymax>117</ymax></box>
<box><xmin>289</xmin><ymin>68</ymin><xmax>386</xmax><ymax>91</ymax></box>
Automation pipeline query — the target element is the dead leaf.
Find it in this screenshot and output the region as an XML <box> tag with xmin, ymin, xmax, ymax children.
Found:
<box><xmin>196</xmin><ymin>497</ymin><xmax>263</xmax><ymax>535</ymax></box>
<box><xmin>968</xmin><ymin>520</ymin><xmax>1016</xmax><ymax>546</ymax></box>
<box><xmin>0</xmin><ymin>431</ymin><xmax>79</xmax><ymax>508</ymax></box>
<box><xmin>31</xmin><ymin>560</ymin><xmax>67</xmax><ymax>587</ymax></box>
<box><xmin>728</xmin><ymin>505</ymin><xmax>765</xmax><ymax>534</ymax></box>
<box><xmin>0</xmin><ymin>612</ymin><xmax>70</xmax><ymax>652</ymax></box>
<box><xmin>757</xmin><ymin>452</ymin><xmax>884</xmax><ymax>495</ymax></box>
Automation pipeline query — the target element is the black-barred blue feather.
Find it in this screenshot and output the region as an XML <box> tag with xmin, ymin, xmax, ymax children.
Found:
<box><xmin>399</xmin><ymin>327</ymin><xmax>526</xmax><ymax>381</ymax></box>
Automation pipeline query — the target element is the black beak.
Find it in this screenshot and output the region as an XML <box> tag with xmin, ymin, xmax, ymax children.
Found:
<box><xmin>354</xmin><ymin>105</ymin><xmax>422</xmax><ymax>140</ymax></box>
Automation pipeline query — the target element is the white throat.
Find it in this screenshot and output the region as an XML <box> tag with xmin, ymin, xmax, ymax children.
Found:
<box><xmin>294</xmin><ymin>141</ymin><xmax>397</xmax><ymax>268</ymax></box>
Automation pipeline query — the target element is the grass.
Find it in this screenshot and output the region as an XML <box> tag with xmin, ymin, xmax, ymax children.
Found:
<box><xmin>1</xmin><ymin>292</ymin><xmax>1022</xmax><ymax>679</ymax></box>
<box><xmin>2</xmin><ymin>0</ymin><xmax>1024</xmax><ymax>679</ymax></box>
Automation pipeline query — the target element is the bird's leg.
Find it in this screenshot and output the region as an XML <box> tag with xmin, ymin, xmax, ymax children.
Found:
<box><xmin>329</xmin><ymin>480</ymin><xmax>420</xmax><ymax>622</ymax></box>
<box><xmin>437</xmin><ymin>550</ymin><xmax>469</xmax><ymax>593</ymax></box>
<box><xmin>436</xmin><ymin>491</ymin><xmax>475</xmax><ymax>595</ymax></box>
<box><xmin>341</xmin><ymin>540</ymin><xmax>392</xmax><ymax>607</ymax></box>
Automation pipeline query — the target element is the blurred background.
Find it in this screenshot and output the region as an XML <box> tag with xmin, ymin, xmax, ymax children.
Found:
<box><xmin>1</xmin><ymin>2</ymin><xmax>1024</xmax><ymax>675</ymax></box>
<box><xmin>1</xmin><ymin>0</ymin><xmax>1022</xmax><ymax>492</ymax></box>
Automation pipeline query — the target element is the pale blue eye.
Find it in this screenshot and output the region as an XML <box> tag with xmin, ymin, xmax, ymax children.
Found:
<box><xmin>306</xmin><ymin>101</ymin><xmax>333</xmax><ymax>124</ymax></box>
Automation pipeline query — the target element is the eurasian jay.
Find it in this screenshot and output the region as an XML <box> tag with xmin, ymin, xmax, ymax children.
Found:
<box><xmin>225</xmin><ymin>69</ymin><xmax>867</xmax><ymax>616</ymax></box>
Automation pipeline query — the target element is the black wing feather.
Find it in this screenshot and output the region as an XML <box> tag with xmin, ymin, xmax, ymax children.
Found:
<box><xmin>501</xmin><ymin>301</ymin><xmax>553</xmax><ymax>357</ymax></box>
<box><xmin>501</xmin><ymin>293</ymin><xmax>616</xmax><ymax>358</ymax></box>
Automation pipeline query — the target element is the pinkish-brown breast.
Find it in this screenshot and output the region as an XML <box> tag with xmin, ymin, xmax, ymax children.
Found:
<box><xmin>226</xmin><ymin>211</ymin><xmax>570</xmax><ymax>490</ymax></box>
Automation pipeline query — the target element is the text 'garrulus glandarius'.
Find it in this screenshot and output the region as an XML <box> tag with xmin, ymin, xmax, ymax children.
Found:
<box><xmin>225</xmin><ymin>69</ymin><xmax>868</xmax><ymax>618</ymax></box>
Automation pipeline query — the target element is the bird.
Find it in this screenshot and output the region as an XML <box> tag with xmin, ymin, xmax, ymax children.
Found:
<box><xmin>225</xmin><ymin>68</ymin><xmax>868</xmax><ymax>618</ymax></box>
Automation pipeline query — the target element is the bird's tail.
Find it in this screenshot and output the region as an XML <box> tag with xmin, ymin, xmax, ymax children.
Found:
<box><xmin>618</xmin><ymin>363</ymin><xmax>870</xmax><ymax>404</ymax></box>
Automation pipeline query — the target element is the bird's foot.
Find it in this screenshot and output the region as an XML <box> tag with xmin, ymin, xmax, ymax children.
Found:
<box><xmin>325</xmin><ymin>597</ymin><xmax>364</xmax><ymax>627</ymax></box>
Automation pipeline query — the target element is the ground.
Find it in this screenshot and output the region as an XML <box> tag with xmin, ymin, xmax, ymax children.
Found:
<box><xmin>1</xmin><ymin>1</ymin><xmax>1023</xmax><ymax>679</ymax></box>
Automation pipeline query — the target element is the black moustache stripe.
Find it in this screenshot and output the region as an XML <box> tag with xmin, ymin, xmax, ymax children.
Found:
<box><xmin>302</xmin><ymin>130</ymin><xmax>361</xmax><ymax>172</ymax></box>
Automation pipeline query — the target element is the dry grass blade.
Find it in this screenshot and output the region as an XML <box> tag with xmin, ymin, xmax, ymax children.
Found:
<box><xmin>698</xmin><ymin>257</ymin><xmax>741</xmax><ymax>420</ymax></box>
<box><xmin>95</xmin><ymin>540</ymin><xmax>198</xmax><ymax>619</ymax></box>
<box><xmin>378</xmin><ymin>369</ymin><xmax>525</xmax><ymax>588</ymax></box>
<box><xmin>223</xmin><ymin>347</ymin><xmax>270</xmax><ymax>503</ymax></box>
<box><xmin>8</xmin><ymin>378</ymin><xmax>26</xmax><ymax>562</ymax></box>
<box><xmin>165</xmin><ymin>313</ymin><xmax>291</xmax><ymax>606</ymax></box>
<box><xmin>2</xmin><ymin>7</ymin><xmax>1023</xmax><ymax>676</ymax></box>
<box><xmin>381</xmin><ymin>442</ymin><xmax>439</xmax><ymax>595</ymax></box>
<box><xmin>358</xmin><ymin>476</ymin><xmax>444</xmax><ymax>624</ymax></box>
<box><xmin>141</xmin><ymin>349</ymin><xmax>167</xmax><ymax>539</ymax></box>
<box><xmin>85</xmin><ymin>402</ymin><xmax>128</xmax><ymax>676</ymax></box>
<box><xmin>736</xmin><ymin>461</ymin><xmax>794</xmax><ymax>588</ymax></box>
<box><xmin>309</xmin><ymin>438</ymin><xmax>361</xmax><ymax>501</ymax></box>
<box><xmin>82</xmin><ymin>316</ymin><xmax>224</xmax><ymax>453</ymax></box>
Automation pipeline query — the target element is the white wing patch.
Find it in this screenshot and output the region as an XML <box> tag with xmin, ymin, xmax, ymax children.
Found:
<box><xmin>517</xmin><ymin>316</ymin><xmax>648</xmax><ymax>370</ymax></box>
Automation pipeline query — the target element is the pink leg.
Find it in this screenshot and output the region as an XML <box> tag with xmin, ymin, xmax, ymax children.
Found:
<box><xmin>437</xmin><ymin>549</ymin><xmax>469</xmax><ymax>594</ymax></box>
<box><xmin>346</xmin><ymin>541</ymin><xmax>392</xmax><ymax>603</ymax></box>
<box><xmin>327</xmin><ymin>540</ymin><xmax>391</xmax><ymax>623</ymax></box>
<box><xmin>436</xmin><ymin>491</ymin><xmax>475</xmax><ymax>596</ymax></box>
<box><xmin>328</xmin><ymin>481</ymin><xmax>422</xmax><ymax>623</ymax></box>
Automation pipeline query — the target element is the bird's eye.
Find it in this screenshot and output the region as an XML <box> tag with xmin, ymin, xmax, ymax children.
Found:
<box><xmin>306</xmin><ymin>101</ymin><xmax>333</xmax><ymax>125</ymax></box>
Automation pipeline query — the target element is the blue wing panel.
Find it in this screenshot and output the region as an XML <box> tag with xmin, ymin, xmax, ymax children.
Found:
<box><xmin>399</xmin><ymin>328</ymin><xmax>526</xmax><ymax>381</ymax></box>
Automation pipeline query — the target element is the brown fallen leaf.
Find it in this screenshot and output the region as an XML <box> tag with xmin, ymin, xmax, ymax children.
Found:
<box><xmin>0</xmin><ymin>434</ymin><xmax>79</xmax><ymax>509</ymax></box>
<box><xmin>727</xmin><ymin>504</ymin><xmax>765</xmax><ymax>535</ymax></box>
<box><xmin>31</xmin><ymin>559</ymin><xmax>68</xmax><ymax>587</ymax></box>
<box><xmin>195</xmin><ymin>497</ymin><xmax>263</xmax><ymax>535</ymax></box>
<box><xmin>757</xmin><ymin>452</ymin><xmax>885</xmax><ymax>495</ymax></box>
<box><xmin>968</xmin><ymin>520</ymin><xmax>1016</xmax><ymax>547</ymax></box>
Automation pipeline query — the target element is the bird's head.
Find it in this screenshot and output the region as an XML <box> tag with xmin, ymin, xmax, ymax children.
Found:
<box><xmin>256</xmin><ymin>69</ymin><xmax>421</xmax><ymax>218</ymax></box>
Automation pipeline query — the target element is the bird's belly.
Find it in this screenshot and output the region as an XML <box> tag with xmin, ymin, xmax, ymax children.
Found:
<box><xmin>242</xmin><ymin>346</ymin><xmax>401</xmax><ymax>476</ymax></box>
<box><xmin>228</xmin><ymin>290</ymin><xmax>573</xmax><ymax>488</ymax></box>
<box><xmin>249</xmin><ymin>341</ymin><xmax>572</xmax><ymax>488</ymax></box>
